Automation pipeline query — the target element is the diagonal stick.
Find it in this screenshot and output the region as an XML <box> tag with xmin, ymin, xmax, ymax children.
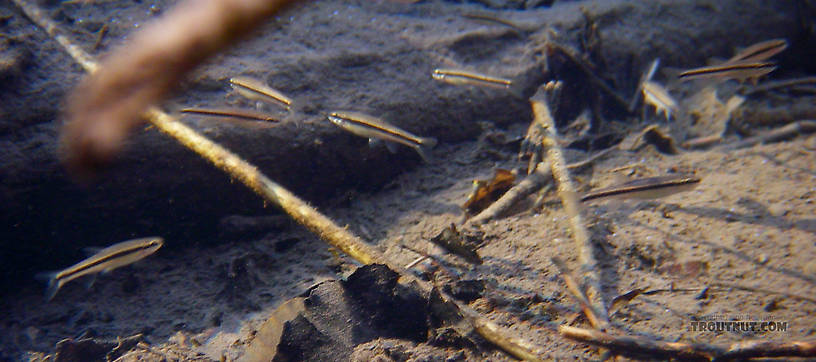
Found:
<box><xmin>531</xmin><ymin>82</ymin><xmax>610</xmax><ymax>331</ymax></box>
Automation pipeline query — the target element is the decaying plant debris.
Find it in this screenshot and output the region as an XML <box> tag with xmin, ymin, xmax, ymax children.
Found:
<box><xmin>4</xmin><ymin>0</ymin><xmax>816</xmax><ymax>360</ymax></box>
<box><xmin>462</xmin><ymin>168</ymin><xmax>517</xmax><ymax>217</ymax></box>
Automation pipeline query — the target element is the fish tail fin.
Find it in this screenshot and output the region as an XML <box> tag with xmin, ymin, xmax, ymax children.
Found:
<box><xmin>415</xmin><ymin>137</ymin><xmax>437</xmax><ymax>163</ymax></box>
<box><xmin>420</xmin><ymin>137</ymin><xmax>437</xmax><ymax>149</ymax></box>
<box><xmin>35</xmin><ymin>271</ymin><xmax>62</xmax><ymax>302</ymax></box>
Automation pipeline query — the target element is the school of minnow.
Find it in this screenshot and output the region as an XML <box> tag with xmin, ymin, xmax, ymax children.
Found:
<box><xmin>44</xmin><ymin>37</ymin><xmax>789</xmax><ymax>301</ymax></box>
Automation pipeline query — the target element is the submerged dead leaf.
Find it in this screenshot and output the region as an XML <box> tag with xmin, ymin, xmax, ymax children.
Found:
<box><xmin>462</xmin><ymin>169</ymin><xmax>516</xmax><ymax>216</ymax></box>
<box><xmin>429</xmin><ymin>223</ymin><xmax>482</xmax><ymax>264</ymax></box>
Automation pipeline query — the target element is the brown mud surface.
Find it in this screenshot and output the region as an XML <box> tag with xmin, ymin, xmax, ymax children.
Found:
<box><xmin>1</xmin><ymin>0</ymin><xmax>815</xmax><ymax>360</ymax></box>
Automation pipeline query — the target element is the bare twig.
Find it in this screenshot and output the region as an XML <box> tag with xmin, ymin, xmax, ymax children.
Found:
<box><xmin>532</xmin><ymin>84</ymin><xmax>610</xmax><ymax>331</ymax></box>
<box><xmin>16</xmin><ymin>1</ymin><xmax>545</xmax><ymax>359</ymax></box>
<box><xmin>468</xmin><ymin>147</ymin><xmax>613</xmax><ymax>225</ymax></box>
<box><xmin>719</xmin><ymin>120</ymin><xmax>816</xmax><ymax>150</ymax></box>
<box><xmin>682</xmin><ymin>134</ymin><xmax>724</xmax><ymax>150</ymax></box>
<box><xmin>519</xmin><ymin>81</ymin><xmax>562</xmax><ymax>174</ymax></box>
<box><xmin>462</xmin><ymin>306</ymin><xmax>545</xmax><ymax>362</ymax></box>
<box><xmin>405</xmin><ymin>255</ymin><xmax>428</xmax><ymax>269</ymax></box>
<box><xmin>741</xmin><ymin>76</ymin><xmax>816</xmax><ymax>96</ymax></box>
<box><xmin>731</xmin><ymin>101</ymin><xmax>816</xmax><ymax>132</ymax></box>
<box><xmin>399</xmin><ymin>244</ymin><xmax>459</xmax><ymax>278</ymax></box>
<box><xmin>559</xmin><ymin>325</ymin><xmax>717</xmax><ymax>360</ymax></box>
<box><xmin>551</xmin><ymin>257</ymin><xmax>604</xmax><ymax>329</ymax></box>
<box><xmin>565</xmin><ymin>146</ymin><xmax>615</xmax><ymax>170</ymax></box>
<box><xmin>719</xmin><ymin>339</ymin><xmax>816</xmax><ymax>360</ymax></box>
<box><xmin>467</xmin><ymin>163</ymin><xmax>552</xmax><ymax>225</ymax></box>
<box><xmin>560</xmin><ymin>325</ymin><xmax>816</xmax><ymax>361</ymax></box>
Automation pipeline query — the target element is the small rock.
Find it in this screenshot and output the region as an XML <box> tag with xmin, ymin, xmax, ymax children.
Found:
<box><xmin>804</xmin><ymin>260</ymin><xmax>816</xmax><ymax>277</ymax></box>
<box><xmin>767</xmin><ymin>203</ymin><xmax>788</xmax><ymax>217</ymax></box>
<box><xmin>695</xmin><ymin>286</ymin><xmax>709</xmax><ymax>300</ymax></box>
<box><xmin>445</xmin><ymin>279</ymin><xmax>485</xmax><ymax>303</ymax></box>
<box><xmin>764</xmin><ymin>298</ymin><xmax>783</xmax><ymax>312</ymax></box>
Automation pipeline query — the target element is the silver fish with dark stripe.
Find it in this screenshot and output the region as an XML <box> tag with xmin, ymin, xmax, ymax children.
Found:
<box><xmin>678</xmin><ymin>62</ymin><xmax>776</xmax><ymax>83</ymax></box>
<box><xmin>328</xmin><ymin>111</ymin><xmax>437</xmax><ymax>162</ymax></box>
<box><xmin>432</xmin><ymin>68</ymin><xmax>513</xmax><ymax>89</ymax></box>
<box><xmin>581</xmin><ymin>175</ymin><xmax>701</xmax><ymax>203</ymax></box>
<box><xmin>230</xmin><ymin>76</ymin><xmax>293</xmax><ymax>110</ymax></box>
<box><xmin>727</xmin><ymin>38</ymin><xmax>787</xmax><ymax>63</ymax></box>
<box><xmin>641</xmin><ymin>80</ymin><xmax>679</xmax><ymax>121</ymax></box>
<box><xmin>181</xmin><ymin>107</ymin><xmax>280</xmax><ymax>122</ymax></box>
<box><xmin>37</xmin><ymin>237</ymin><xmax>163</xmax><ymax>301</ymax></box>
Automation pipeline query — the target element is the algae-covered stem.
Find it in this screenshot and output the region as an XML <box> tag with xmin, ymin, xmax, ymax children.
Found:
<box><xmin>14</xmin><ymin>0</ymin><xmax>545</xmax><ymax>359</ymax></box>
<box><xmin>144</xmin><ymin>107</ymin><xmax>387</xmax><ymax>265</ymax></box>
<box><xmin>531</xmin><ymin>83</ymin><xmax>611</xmax><ymax>331</ymax></box>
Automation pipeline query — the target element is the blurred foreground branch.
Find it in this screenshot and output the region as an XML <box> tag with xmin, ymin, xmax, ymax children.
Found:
<box><xmin>62</xmin><ymin>0</ymin><xmax>298</xmax><ymax>175</ymax></box>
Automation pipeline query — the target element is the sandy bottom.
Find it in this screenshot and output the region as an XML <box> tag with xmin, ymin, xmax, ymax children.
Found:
<box><xmin>3</xmin><ymin>116</ymin><xmax>815</xmax><ymax>360</ymax></box>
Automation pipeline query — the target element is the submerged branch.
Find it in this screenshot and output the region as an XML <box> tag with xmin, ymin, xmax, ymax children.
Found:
<box><xmin>560</xmin><ymin>325</ymin><xmax>816</xmax><ymax>361</ymax></box>
<box><xmin>719</xmin><ymin>120</ymin><xmax>816</xmax><ymax>150</ymax></box>
<box><xmin>532</xmin><ymin>83</ymin><xmax>610</xmax><ymax>331</ymax></box>
<box><xmin>467</xmin><ymin>163</ymin><xmax>552</xmax><ymax>225</ymax></box>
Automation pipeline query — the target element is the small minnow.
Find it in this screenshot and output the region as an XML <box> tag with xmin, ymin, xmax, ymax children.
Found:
<box><xmin>37</xmin><ymin>237</ymin><xmax>164</xmax><ymax>301</ymax></box>
<box><xmin>461</xmin><ymin>13</ymin><xmax>526</xmax><ymax>36</ymax></box>
<box><xmin>678</xmin><ymin>62</ymin><xmax>776</xmax><ymax>83</ymax></box>
<box><xmin>581</xmin><ymin>175</ymin><xmax>701</xmax><ymax>203</ymax></box>
<box><xmin>181</xmin><ymin>107</ymin><xmax>280</xmax><ymax>122</ymax></box>
<box><xmin>229</xmin><ymin>76</ymin><xmax>293</xmax><ymax>109</ymax></box>
<box><xmin>327</xmin><ymin>111</ymin><xmax>437</xmax><ymax>162</ymax></box>
<box><xmin>727</xmin><ymin>38</ymin><xmax>787</xmax><ymax>63</ymax></box>
<box><xmin>432</xmin><ymin>68</ymin><xmax>514</xmax><ymax>89</ymax></box>
<box><xmin>629</xmin><ymin>58</ymin><xmax>660</xmax><ymax>113</ymax></box>
<box><xmin>641</xmin><ymin>80</ymin><xmax>679</xmax><ymax>121</ymax></box>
